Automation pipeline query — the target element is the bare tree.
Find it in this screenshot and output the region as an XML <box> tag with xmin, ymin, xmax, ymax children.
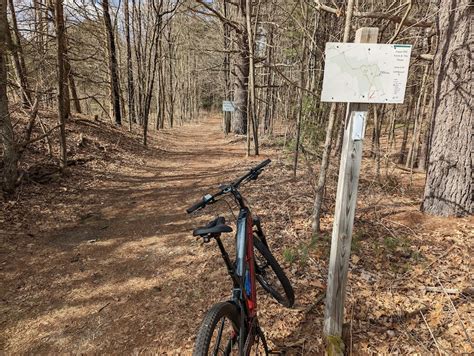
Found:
<box><xmin>102</xmin><ymin>0</ymin><xmax>122</xmax><ymax>125</ymax></box>
<box><xmin>124</xmin><ymin>0</ymin><xmax>135</xmax><ymax>128</ymax></box>
<box><xmin>55</xmin><ymin>0</ymin><xmax>67</xmax><ymax>170</ymax></box>
<box><xmin>6</xmin><ymin>0</ymin><xmax>31</xmax><ymax>107</ymax></box>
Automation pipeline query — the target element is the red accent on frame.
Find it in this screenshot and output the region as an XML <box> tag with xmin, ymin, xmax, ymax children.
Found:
<box><xmin>245</xmin><ymin>214</ymin><xmax>257</xmax><ymax>317</ymax></box>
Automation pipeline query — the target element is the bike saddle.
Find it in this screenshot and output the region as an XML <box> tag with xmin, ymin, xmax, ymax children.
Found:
<box><xmin>193</xmin><ymin>217</ymin><xmax>233</xmax><ymax>237</ymax></box>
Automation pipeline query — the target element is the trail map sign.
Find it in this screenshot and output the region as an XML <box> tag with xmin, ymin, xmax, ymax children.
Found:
<box><xmin>222</xmin><ymin>100</ymin><xmax>235</xmax><ymax>112</ymax></box>
<box><xmin>321</xmin><ymin>43</ymin><xmax>412</xmax><ymax>104</ymax></box>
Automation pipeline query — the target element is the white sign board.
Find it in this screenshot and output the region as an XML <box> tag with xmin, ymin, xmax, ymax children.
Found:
<box><xmin>321</xmin><ymin>43</ymin><xmax>412</xmax><ymax>104</ymax></box>
<box><xmin>222</xmin><ymin>100</ymin><xmax>235</xmax><ymax>112</ymax></box>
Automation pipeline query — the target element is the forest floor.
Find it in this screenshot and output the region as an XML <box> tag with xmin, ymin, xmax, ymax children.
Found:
<box><xmin>1</xmin><ymin>113</ymin><xmax>473</xmax><ymax>354</ymax></box>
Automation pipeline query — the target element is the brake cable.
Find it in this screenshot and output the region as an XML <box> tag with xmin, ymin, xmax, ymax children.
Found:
<box><xmin>222</xmin><ymin>197</ymin><xmax>238</xmax><ymax>221</ymax></box>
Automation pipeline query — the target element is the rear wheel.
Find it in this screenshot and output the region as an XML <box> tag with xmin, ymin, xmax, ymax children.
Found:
<box><xmin>254</xmin><ymin>236</ymin><xmax>295</xmax><ymax>308</ymax></box>
<box><xmin>193</xmin><ymin>302</ymin><xmax>240</xmax><ymax>356</ymax></box>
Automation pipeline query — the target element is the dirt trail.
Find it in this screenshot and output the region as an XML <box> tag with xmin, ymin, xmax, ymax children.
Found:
<box><xmin>1</xmin><ymin>115</ymin><xmax>275</xmax><ymax>353</ymax></box>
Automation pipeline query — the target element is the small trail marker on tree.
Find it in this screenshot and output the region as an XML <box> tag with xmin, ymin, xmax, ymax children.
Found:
<box><xmin>222</xmin><ymin>100</ymin><xmax>235</xmax><ymax>112</ymax></box>
<box><xmin>222</xmin><ymin>100</ymin><xmax>235</xmax><ymax>135</ymax></box>
<box><xmin>320</xmin><ymin>27</ymin><xmax>411</xmax><ymax>354</ymax></box>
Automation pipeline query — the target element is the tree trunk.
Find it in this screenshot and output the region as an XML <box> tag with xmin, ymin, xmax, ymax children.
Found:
<box><xmin>223</xmin><ymin>0</ymin><xmax>231</xmax><ymax>134</ymax></box>
<box><xmin>418</xmin><ymin>94</ymin><xmax>433</xmax><ymax>170</ymax></box>
<box><xmin>55</xmin><ymin>0</ymin><xmax>67</xmax><ymax>170</ymax></box>
<box><xmin>69</xmin><ymin>73</ymin><xmax>81</xmax><ymax>113</ymax></box>
<box><xmin>6</xmin><ymin>0</ymin><xmax>30</xmax><ymax>107</ymax></box>
<box><xmin>245</xmin><ymin>0</ymin><xmax>258</xmax><ymax>155</ymax></box>
<box><xmin>398</xmin><ymin>96</ymin><xmax>413</xmax><ymax>164</ymax></box>
<box><xmin>422</xmin><ymin>0</ymin><xmax>472</xmax><ymax>216</ymax></box>
<box><xmin>333</xmin><ymin>115</ymin><xmax>345</xmax><ymax>157</ymax></box>
<box><xmin>124</xmin><ymin>0</ymin><xmax>135</xmax><ymax>129</ymax></box>
<box><xmin>167</xmin><ymin>25</ymin><xmax>175</xmax><ymax>128</ymax></box>
<box><xmin>406</xmin><ymin>64</ymin><xmax>429</xmax><ymax>169</ymax></box>
<box><xmin>373</xmin><ymin>105</ymin><xmax>383</xmax><ymax>180</ymax></box>
<box><xmin>293</xmin><ymin>2</ymin><xmax>308</xmax><ymax>176</ymax></box>
<box><xmin>133</xmin><ymin>0</ymin><xmax>144</xmax><ymax>125</ymax></box>
<box><xmin>0</xmin><ymin>0</ymin><xmax>18</xmax><ymax>195</ymax></box>
<box><xmin>33</xmin><ymin>0</ymin><xmax>46</xmax><ymax>104</ymax></box>
<box><xmin>62</xmin><ymin>54</ymin><xmax>71</xmax><ymax>116</ymax></box>
<box><xmin>158</xmin><ymin>37</ymin><xmax>165</xmax><ymax>130</ymax></box>
<box><xmin>102</xmin><ymin>0</ymin><xmax>122</xmax><ymax>125</ymax></box>
<box><xmin>232</xmin><ymin>31</ymin><xmax>249</xmax><ymax>135</ymax></box>
<box><xmin>263</xmin><ymin>27</ymin><xmax>274</xmax><ymax>134</ymax></box>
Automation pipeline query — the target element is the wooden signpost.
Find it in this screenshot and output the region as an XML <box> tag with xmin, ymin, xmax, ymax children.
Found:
<box><xmin>323</xmin><ymin>27</ymin><xmax>379</xmax><ymax>354</ymax></box>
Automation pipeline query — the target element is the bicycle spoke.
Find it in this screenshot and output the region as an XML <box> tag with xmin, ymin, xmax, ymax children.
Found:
<box><xmin>212</xmin><ymin>318</ymin><xmax>226</xmax><ymax>356</ymax></box>
<box><xmin>224</xmin><ymin>336</ymin><xmax>236</xmax><ymax>355</ymax></box>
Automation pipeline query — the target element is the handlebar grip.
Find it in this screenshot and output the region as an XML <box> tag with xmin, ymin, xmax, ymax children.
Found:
<box><xmin>186</xmin><ymin>200</ymin><xmax>206</xmax><ymax>214</ymax></box>
<box><xmin>252</xmin><ymin>159</ymin><xmax>271</xmax><ymax>172</ymax></box>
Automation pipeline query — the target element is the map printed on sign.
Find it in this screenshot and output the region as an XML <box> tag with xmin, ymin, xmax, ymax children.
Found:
<box><xmin>321</xmin><ymin>43</ymin><xmax>412</xmax><ymax>104</ymax></box>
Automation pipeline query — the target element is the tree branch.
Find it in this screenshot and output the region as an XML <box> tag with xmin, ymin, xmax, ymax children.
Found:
<box><xmin>194</xmin><ymin>0</ymin><xmax>242</xmax><ymax>32</ymax></box>
<box><xmin>19</xmin><ymin>124</ymin><xmax>61</xmax><ymax>150</ymax></box>
<box><xmin>313</xmin><ymin>0</ymin><xmax>433</xmax><ymax>28</ymax></box>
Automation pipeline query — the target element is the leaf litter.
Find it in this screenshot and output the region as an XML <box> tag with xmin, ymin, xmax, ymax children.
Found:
<box><xmin>1</xmin><ymin>112</ymin><xmax>472</xmax><ymax>354</ymax></box>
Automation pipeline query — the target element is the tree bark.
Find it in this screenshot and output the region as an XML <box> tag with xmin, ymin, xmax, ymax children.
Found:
<box><xmin>418</xmin><ymin>94</ymin><xmax>433</xmax><ymax>170</ymax></box>
<box><xmin>69</xmin><ymin>72</ymin><xmax>81</xmax><ymax>113</ymax></box>
<box><xmin>55</xmin><ymin>0</ymin><xmax>67</xmax><ymax>170</ymax></box>
<box><xmin>422</xmin><ymin>0</ymin><xmax>472</xmax><ymax>216</ymax></box>
<box><xmin>232</xmin><ymin>30</ymin><xmax>249</xmax><ymax>135</ymax></box>
<box><xmin>0</xmin><ymin>0</ymin><xmax>18</xmax><ymax>195</ymax></box>
<box><xmin>223</xmin><ymin>0</ymin><xmax>231</xmax><ymax>134</ymax></box>
<box><xmin>124</xmin><ymin>0</ymin><xmax>135</xmax><ymax>129</ymax></box>
<box><xmin>102</xmin><ymin>0</ymin><xmax>122</xmax><ymax>125</ymax></box>
<box><xmin>167</xmin><ymin>24</ymin><xmax>175</xmax><ymax>128</ymax></box>
<box><xmin>406</xmin><ymin>64</ymin><xmax>429</xmax><ymax>169</ymax></box>
<box><xmin>62</xmin><ymin>53</ymin><xmax>71</xmax><ymax>117</ymax></box>
<box><xmin>6</xmin><ymin>0</ymin><xmax>31</xmax><ymax>107</ymax></box>
<box><xmin>293</xmin><ymin>1</ymin><xmax>308</xmax><ymax>176</ymax></box>
<box><xmin>245</xmin><ymin>0</ymin><xmax>258</xmax><ymax>155</ymax></box>
<box><xmin>398</xmin><ymin>95</ymin><xmax>413</xmax><ymax>164</ymax></box>
<box><xmin>263</xmin><ymin>28</ymin><xmax>274</xmax><ymax>134</ymax></box>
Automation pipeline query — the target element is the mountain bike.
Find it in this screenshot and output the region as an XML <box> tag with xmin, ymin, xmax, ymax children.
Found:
<box><xmin>186</xmin><ymin>159</ymin><xmax>295</xmax><ymax>355</ymax></box>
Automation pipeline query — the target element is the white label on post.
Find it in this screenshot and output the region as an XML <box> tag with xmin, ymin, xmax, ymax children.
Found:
<box><xmin>352</xmin><ymin>111</ymin><xmax>366</xmax><ymax>141</ymax></box>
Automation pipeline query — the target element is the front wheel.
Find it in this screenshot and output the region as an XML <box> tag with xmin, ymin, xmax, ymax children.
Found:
<box><xmin>193</xmin><ymin>302</ymin><xmax>240</xmax><ymax>355</ymax></box>
<box><xmin>254</xmin><ymin>236</ymin><xmax>295</xmax><ymax>308</ymax></box>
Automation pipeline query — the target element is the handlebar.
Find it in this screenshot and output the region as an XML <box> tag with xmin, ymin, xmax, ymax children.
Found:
<box><xmin>253</xmin><ymin>158</ymin><xmax>271</xmax><ymax>172</ymax></box>
<box><xmin>186</xmin><ymin>200</ymin><xmax>206</xmax><ymax>214</ymax></box>
<box><xmin>231</xmin><ymin>158</ymin><xmax>271</xmax><ymax>187</ymax></box>
<box><xmin>186</xmin><ymin>159</ymin><xmax>271</xmax><ymax>214</ymax></box>
<box><xmin>186</xmin><ymin>194</ymin><xmax>215</xmax><ymax>214</ymax></box>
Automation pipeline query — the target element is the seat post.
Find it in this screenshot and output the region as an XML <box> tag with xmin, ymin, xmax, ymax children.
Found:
<box><xmin>215</xmin><ymin>236</ymin><xmax>234</xmax><ymax>276</ymax></box>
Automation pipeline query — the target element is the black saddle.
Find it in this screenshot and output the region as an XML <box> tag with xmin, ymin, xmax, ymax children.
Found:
<box><xmin>193</xmin><ymin>217</ymin><xmax>233</xmax><ymax>237</ymax></box>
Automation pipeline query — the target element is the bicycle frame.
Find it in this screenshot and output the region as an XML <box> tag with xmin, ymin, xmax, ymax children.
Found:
<box><xmin>212</xmin><ymin>189</ymin><xmax>264</xmax><ymax>354</ymax></box>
